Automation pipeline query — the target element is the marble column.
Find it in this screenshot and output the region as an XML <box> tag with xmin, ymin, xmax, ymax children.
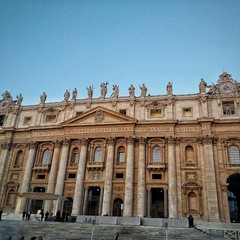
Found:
<box><xmin>99</xmin><ymin>187</ymin><xmax>104</xmax><ymax>215</ymax></box>
<box><xmin>19</xmin><ymin>142</ymin><xmax>38</xmax><ymax>213</ymax></box>
<box><xmin>164</xmin><ymin>189</ymin><xmax>168</xmax><ymax>218</ymax></box>
<box><xmin>222</xmin><ymin>186</ymin><xmax>231</xmax><ymax>222</ymax></box>
<box><xmin>147</xmin><ymin>188</ymin><xmax>152</xmax><ymax>217</ymax></box>
<box><xmin>102</xmin><ymin>138</ymin><xmax>115</xmax><ymax>215</ymax></box>
<box><xmin>83</xmin><ymin>187</ymin><xmax>89</xmax><ymax>215</ymax></box>
<box><xmin>137</xmin><ymin>137</ymin><xmax>146</xmax><ymax>217</ymax></box>
<box><xmin>0</xmin><ymin>143</ymin><xmax>13</xmax><ymax>207</ymax></box>
<box><xmin>202</xmin><ymin>136</ymin><xmax>220</xmax><ymax>221</ymax></box>
<box><xmin>44</xmin><ymin>141</ymin><xmax>61</xmax><ymax>212</ymax></box>
<box><xmin>167</xmin><ymin>137</ymin><xmax>178</xmax><ymax>218</ymax></box>
<box><xmin>72</xmin><ymin>139</ymin><xmax>88</xmax><ymax>215</ymax></box>
<box><xmin>0</xmin><ymin>143</ymin><xmax>11</xmax><ymax>185</ymax></box>
<box><xmin>123</xmin><ymin>137</ymin><xmax>135</xmax><ymax>216</ymax></box>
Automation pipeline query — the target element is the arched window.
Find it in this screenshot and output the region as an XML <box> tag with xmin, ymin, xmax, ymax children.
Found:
<box><xmin>185</xmin><ymin>146</ymin><xmax>194</xmax><ymax>162</ymax></box>
<box><xmin>71</xmin><ymin>148</ymin><xmax>79</xmax><ymax>164</ymax></box>
<box><xmin>15</xmin><ymin>150</ymin><xmax>23</xmax><ymax>166</ymax></box>
<box><xmin>94</xmin><ymin>146</ymin><xmax>103</xmax><ymax>162</ymax></box>
<box><xmin>152</xmin><ymin>146</ymin><xmax>162</xmax><ymax>162</ymax></box>
<box><xmin>117</xmin><ymin>146</ymin><xmax>125</xmax><ymax>163</ymax></box>
<box><xmin>41</xmin><ymin>149</ymin><xmax>51</xmax><ymax>164</ymax></box>
<box><xmin>229</xmin><ymin>145</ymin><xmax>240</xmax><ymax>164</ymax></box>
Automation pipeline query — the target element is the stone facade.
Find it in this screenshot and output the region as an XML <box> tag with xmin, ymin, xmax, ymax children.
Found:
<box><xmin>0</xmin><ymin>72</ymin><xmax>240</xmax><ymax>223</ymax></box>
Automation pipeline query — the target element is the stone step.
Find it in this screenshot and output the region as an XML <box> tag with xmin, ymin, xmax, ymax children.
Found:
<box><xmin>0</xmin><ymin>220</ymin><xmax>225</xmax><ymax>240</ymax></box>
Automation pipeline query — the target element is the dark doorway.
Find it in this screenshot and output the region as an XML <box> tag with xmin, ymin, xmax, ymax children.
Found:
<box><xmin>63</xmin><ymin>197</ymin><xmax>73</xmax><ymax>215</ymax></box>
<box><xmin>227</xmin><ymin>173</ymin><xmax>240</xmax><ymax>223</ymax></box>
<box><xmin>112</xmin><ymin>198</ymin><xmax>123</xmax><ymax>216</ymax></box>
<box><xmin>151</xmin><ymin>188</ymin><xmax>164</xmax><ymax>218</ymax></box>
<box><xmin>87</xmin><ymin>187</ymin><xmax>100</xmax><ymax>215</ymax></box>
<box><xmin>30</xmin><ymin>187</ymin><xmax>45</xmax><ymax>213</ymax></box>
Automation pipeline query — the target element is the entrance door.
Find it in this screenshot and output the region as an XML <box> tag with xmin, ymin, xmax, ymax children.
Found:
<box><xmin>151</xmin><ymin>188</ymin><xmax>164</xmax><ymax>218</ymax></box>
<box><xmin>112</xmin><ymin>198</ymin><xmax>123</xmax><ymax>216</ymax></box>
<box><xmin>227</xmin><ymin>174</ymin><xmax>240</xmax><ymax>223</ymax></box>
<box><xmin>30</xmin><ymin>187</ymin><xmax>45</xmax><ymax>213</ymax></box>
<box><xmin>87</xmin><ymin>187</ymin><xmax>100</xmax><ymax>215</ymax></box>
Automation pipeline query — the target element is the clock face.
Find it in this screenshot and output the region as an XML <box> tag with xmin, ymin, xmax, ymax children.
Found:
<box><xmin>219</xmin><ymin>82</ymin><xmax>234</xmax><ymax>94</ymax></box>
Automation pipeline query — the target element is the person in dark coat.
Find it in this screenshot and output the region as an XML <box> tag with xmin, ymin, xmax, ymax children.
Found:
<box><xmin>22</xmin><ymin>211</ymin><xmax>26</xmax><ymax>221</ymax></box>
<box><xmin>40</xmin><ymin>209</ymin><xmax>44</xmax><ymax>221</ymax></box>
<box><xmin>45</xmin><ymin>211</ymin><xmax>49</xmax><ymax>221</ymax></box>
<box><xmin>0</xmin><ymin>208</ymin><xmax>3</xmax><ymax>220</ymax></box>
<box><xmin>188</xmin><ymin>214</ymin><xmax>194</xmax><ymax>228</ymax></box>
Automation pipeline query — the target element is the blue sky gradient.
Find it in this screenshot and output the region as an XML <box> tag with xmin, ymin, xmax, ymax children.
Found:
<box><xmin>1</xmin><ymin>0</ymin><xmax>240</xmax><ymax>105</ymax></box>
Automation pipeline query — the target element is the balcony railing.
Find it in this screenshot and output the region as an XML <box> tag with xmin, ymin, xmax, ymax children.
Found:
<box><xmin>147</xmin><ymin>162</ymin><xmax>167</xmax><ymax>171</ymax></box>
<box><xmin>87</xmin><ymin>161</ymin><xmax>104</xmax><ymax>170</ymax></box>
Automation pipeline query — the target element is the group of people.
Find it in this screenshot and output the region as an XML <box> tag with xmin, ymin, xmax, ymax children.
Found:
<box><xmin>22</xmin><ymin>211</ymin><xmax>32</xmax><ymax>221</ymax></box>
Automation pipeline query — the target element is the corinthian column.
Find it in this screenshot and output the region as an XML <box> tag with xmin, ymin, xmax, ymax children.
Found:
<box><xmin>137</xmin><ymin>137</ymin><xmax>146</xmax><ymax>217</ymax></box>
<box><xmin>54</xmin><ymin>139</ymin><xmax>70</xmax><ymax>195</ymax></box>
<box><xmin>44</xmin><ymin>141</ymin><xmax>61</xmax><ymax>212</ymax></box>
<box><xmin>167</xmin><ymin>137</ymin><xmax>178</xmax><ymax>218</ymax></box>
<box><xmin>0</xmin><ymin>143</ymin><xmax>12</xmax><ymax>205</ymax></box>
<box><xmin>19</xmin><ymin>142</ymin><xmax>38</xmax><ymax>213</ymax></box>
<box><xmin>102</xmin><ymin>138</ymin><xmax>115</xmax><ymax>215</ymax></box>
<box><xmin>72</xmin><ymin>139</ymin><xmax>88</xmax><ymax>215</ymax></box>
<box><xmin>123</xmin><ymin>137</ymin><xmax>135</xmax><ymax>216</ymax></box>
<box><xmin>202</xmin><ymin>136</ymin><xmax>219</xmax><ymax>221</ymax></box>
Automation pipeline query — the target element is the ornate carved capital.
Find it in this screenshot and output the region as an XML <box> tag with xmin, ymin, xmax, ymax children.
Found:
<box><xmin>80</xmin><ymin>138</ymin><xmax>89</xmax><ymax>146</ymax></box>
<box><xmin>197</xmin><ymin>135</ymin><xmax>217</xmax><ymax>145</ymax></box>
<box><xmin>53</xmin><ymin>140</ymin><xmax>61</xmax><ymax>148</ymax></box>
<box><xmin>28</xmin><ymin>141</ymin><xmax>38</xmax><ymax>149</ymax></box>
<box><xmin>167</xmin><ymin>136</ymin><xmax>177</xmax><ymax>145</ymax></box>
<box><xmin>127</xmin><ymin>136</ymin><xmax>135</xmax><ymax>144</ymax></box>
<box><xmin>2</xmin><ymin>142</ymin><xmax>13</xmax><ymax>150</ymax></box>
<box><xmin>138</xmin><ymin>137</ymin><xmax>146</xmax><ymax>145</ymax></box>
<box><xmin>62</xmin><ymin>139</ymin><xmax>70</xmax><ymax>146</ymax></box>
<box><xmin>107</xmin><ymin>137</ymin><xmax>115</xmax><ymax>146</ymax></box>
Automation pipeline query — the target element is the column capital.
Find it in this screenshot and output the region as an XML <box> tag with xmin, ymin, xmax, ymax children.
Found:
<box><xmin>127</xmin><ymin>136</ymin><xmax>135</xmax><ymax>144</ymax></box>
<box><xmin>138</xmin><ymin>137</ymin><xmax>146</xmax><ymax>145</ymax></box>
<box><xmin>107</xmin><ymin>137</ymin><xmax>116</xmax><ymax>145</ymax></box>
<box><xmin>166</xmin><ymin>136</ymin><xmax>178</xmax><ymax>145</ymax></box>
<box><xmin>197</xmin><ymin>135</ymin><xmax>217</xmax><ymax>145</ymax></box>
<box><xmin>28</xmin><ymin>141</ymin><xmax>38</xmax><ymax>149</ymax></box>
<box><xmin>62</xmin><ymin>139</ymin><xmax>71</xmax><ymax>146</ymax></box>
<box><xmin>1</xmin><ymin>142</ymin><xmax>13</xmax><ymax>150</ymax></box>
<box><xmin>80</xmin><ymin>138</ymin><xmax>89</xmax><ymax>146</ymax></box>
<box><xmin>53</xmin><ymin>140</ymin><xmax>61</xmax><ymax>148</ymax></box>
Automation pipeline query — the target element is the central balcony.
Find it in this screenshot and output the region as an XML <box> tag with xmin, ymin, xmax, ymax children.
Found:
<box><xmin>87</xmin><ymin>161</ymin><xmax>105</xmax><ymax>171</ymax></box>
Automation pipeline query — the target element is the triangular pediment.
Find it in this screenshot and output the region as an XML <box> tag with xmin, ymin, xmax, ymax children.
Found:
<box><xmin>62</xmin><ymin>106</ymin><xmax>137</xmax><ymax>126</ymax></box>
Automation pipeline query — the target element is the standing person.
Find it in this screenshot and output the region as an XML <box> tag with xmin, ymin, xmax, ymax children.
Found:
<box><xmin>40</xmin><ymin>209</ymin><xmax>44</xmax><ymax>221</ymax></box>
<box><xmin>45</xmin><ymin>211</ymin><xmax>49</xmax><ymax>221</ymax></box>
<box><xmin>0</xmin><ymin>208</ymin><xmax>3</xmax><ymax>220</ymax></box>
<box><xmin>188</xmin><ymin>213</ymin><xmax>194</xmax><ymax>228</ymax></box>
<box><xmin>22</xmin><ymin>210</ymin><xmax>26</xmax><ymax>221</ymax></box>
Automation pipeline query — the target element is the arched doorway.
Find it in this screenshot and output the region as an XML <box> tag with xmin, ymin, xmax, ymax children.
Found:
<box><xmin>112</xmin><ymin>198</ymin><xmax>123</xmax><ymax>216</ymax></box>
<box><xmin>227</xmin><ymin>173</ymin><xmax>240</xmax><ymax>223</ymax></box>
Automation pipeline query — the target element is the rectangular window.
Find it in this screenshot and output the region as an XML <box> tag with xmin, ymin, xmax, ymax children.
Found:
<box><xmin>150</xmin><ymin>109</ymin><xmax>163</xmax><ymax>117</ymax></box>
<box><xmin>116</xmin><ymin>173</ymin><xmax>124</xmax><ymax>179</ymax></box>
<box><xmin>45</xmin><ymin>114</ymin><xmax>57</xmax><ymax>123</ymax></box>
<box><xmin>119</xmin><ymin>109</ymin><xmax>127</xmax><ymax>115</ymax></box>
<box><xmin>24</xmin><ymin>116</ymin><xmax>32</xmax><ymax>125</ymax></box>
<box><xmin>68</xmin><ymin>173</ymin><xmax>76</xmax><ymax>179</ymax></box>
<box><xmin>0</xmin><ymin>115</ymin><xmax>5</xmax><ymax>126</ymax></box>
<box><xmin>37</xmin><ymin>175</ymin><xmax>46</xmax><ymax>179</ymax></box>
<box><xmin>152</xmin><ymin>174</ymin><xmax>162</xmax><ymax>180</ymax></box>
<box><xmin>183</xmin><ymin>107</ymin><xmax>193</xmax><ymax>117</ymax></box>
<box><xmin>223</xmin><ymin>101</ymin><xmax>235</xmax><ymax>115</ymax></box>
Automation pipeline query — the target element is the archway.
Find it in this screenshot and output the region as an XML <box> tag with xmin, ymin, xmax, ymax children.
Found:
<box><xmin>227</xmin><ymin>173</ymin><xmax>240</xmax><ymax>223</ymax></box>
<box><xmin>63</xmin><ymin>197</ymin><xmax>73</xmax><ymax>215</ymax></box>
<box><xmin>112</xmin><ymin>198</ymin><xmax>123</xmax><ymax>216</ymax></box>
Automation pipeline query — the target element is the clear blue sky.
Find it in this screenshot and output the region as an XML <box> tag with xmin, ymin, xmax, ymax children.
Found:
<box><xmin>1</xmin><ymin>0</ymin><xmax>240</xmax><ymax>105</ymax></box>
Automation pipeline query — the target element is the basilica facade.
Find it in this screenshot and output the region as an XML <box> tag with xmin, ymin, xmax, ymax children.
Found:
<box><xmin>0</xmin><ymin>72</ymin><xmax>240</xmax><ymax>223</ymax></box>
